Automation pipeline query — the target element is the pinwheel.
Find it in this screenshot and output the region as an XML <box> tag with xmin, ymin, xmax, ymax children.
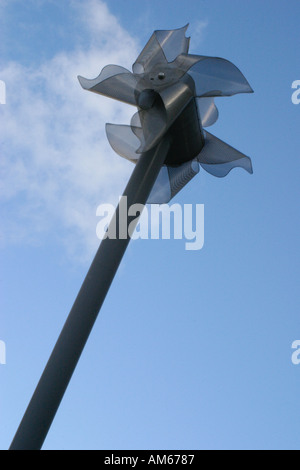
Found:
<box><xmin>10</xmin><ymin>26</ymin><xmax>253</xmax><ymax>450</ymax></box>
<box><xmin>78</xmin><ymin>25</ymin><xmax>253</xmax><ymax>204</ymax></box>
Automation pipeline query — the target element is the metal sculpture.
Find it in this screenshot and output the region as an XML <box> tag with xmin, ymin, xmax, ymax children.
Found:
<box><xmin>10</xmin><ymin>25</ymin><xmax>253</xmax><ymax>450</ymax></box>
<box><xmin>79</xmin><ymin>25</ymin><xmax>253</xmax><ymax>203</ymax></box>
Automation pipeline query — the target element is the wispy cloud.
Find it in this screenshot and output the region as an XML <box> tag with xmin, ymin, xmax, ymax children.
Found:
<box><xmin>189</xmin><ymin>19</ymin><xmax>208</xmax><ymax>51</ymax></box>
<box><xmin>0</xmin><ymin>0</ymin><xmax>140</xmax><ymax>262</ymax></box>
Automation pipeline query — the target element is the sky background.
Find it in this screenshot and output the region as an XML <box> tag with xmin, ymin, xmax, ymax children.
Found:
<box><xmin>0</xmin><ymin>0</ymin><xmax>299</xmax><ymax>450</ymax></box>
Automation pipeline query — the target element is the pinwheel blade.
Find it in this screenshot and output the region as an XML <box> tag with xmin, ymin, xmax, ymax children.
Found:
<box><xmin>197</xmin><ymin>97</ymin><xmax>219</xmax><ymax>127</ymax></box>
<box><xmin>175</xmin><ymin>54</ymin><xmax>253</xmax><ymax>97</ymax></box>
<box><xmin>78</xmin><ymin>65</ymin><xmax>140</xmax><ymax>106</ymax></box>
<box><xmin>133</xmin><ymin>33</ymin><xmax>168</xmax><ymax>74</ymax></box>
<box><xmin>200</xmin><ymin>159</ymin><xmax>252</xmax><ymax>177</ymax></box>
<box><xmin>189</xmin><ymin>56</ymin><xmax>253</xmax><ymax>97</ymax></box>
<box><xmin>106</xmin><ymin>124</ymin><xmax>140</xmax><ymax>162</ymax></box>
<box><xmin>148</xmin><ymin>159</ymin><xmax>199</xmax><ymax>204</ymax></box>
<box><xmin>133</xmin><ymin>25</ymin><xmax>190</xmax><ymax>74</ymax></box>
<box><xmin>198</xmin><ymin>131</ymin><xmax>253</xmax><ymax>177</ymax></box>
<box><xmin>147</xmin><ymin>166</ymin><xmax>171</xmax><ymax>204</ymax></box>
<box><xmin>155</xmin><ymin>25</ymin><xmax>190</xmax><ymax>62</ymax></box>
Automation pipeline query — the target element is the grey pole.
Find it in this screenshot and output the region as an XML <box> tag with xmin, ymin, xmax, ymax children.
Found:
<box><xmin>9</xmin><ymin>136</ymin><xmax>171</xmax><ymax>451</ymax></box>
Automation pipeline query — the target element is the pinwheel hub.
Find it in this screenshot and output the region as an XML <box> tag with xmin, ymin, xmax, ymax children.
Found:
<box><xmin>137</xmin><ymin>89</ymin><xmax>158</xmax><ymax>110</ymax></box>
<box><xmin>139</xmin><ymin>64</ymin><xmax>181</xmax><ymax>88</ymax></box>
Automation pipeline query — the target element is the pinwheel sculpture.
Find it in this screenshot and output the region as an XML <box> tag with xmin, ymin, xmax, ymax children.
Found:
<box><xmin>79</xmin><ymin>24</ymin><xmax>253</xmax><ymax>203</ymax></box>
<box><xmin>10</xmin><ymin>26</ymin><xmax>253</xmax><ymax>451</ymax></box>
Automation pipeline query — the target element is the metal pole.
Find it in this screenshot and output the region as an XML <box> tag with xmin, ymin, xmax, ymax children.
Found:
<box><xmin>10</xmin><ymin>137</ymin><xmax>171</xmax><ymax>450</ymax></box>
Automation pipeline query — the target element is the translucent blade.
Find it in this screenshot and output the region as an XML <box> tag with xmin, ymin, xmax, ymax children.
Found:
<box><xmin>78</xmin><ymin>65</ymin><xmax>140</xmax><ymax>106</ymax></box>
<box><xmin>106</xmin><ymin>124</ymin><xmax>140</xmax><ymax>162</ymax></box>
<box><xmin>198</xmin><ymin>131</ymin><xmax>253</xmax><ymax>177</ymax></box>
<box><xmin>132</xmin><ymin>33</ymin><xmax>167</xmax><ymax>74</ymax></box>
<box><xmin>200</xmin><ymin>160</ymin><xmax>252</xmax><ymax>177</ymax></box>
<box><xmin>147</xmin><ymin>166</ymin><xmax>171</xmax><ymax>204</ymax></box>
<box><xmin>155</xmin><ymin>25</ymin><xmax>190</xmax><ymax>62</ymax></box>
<box><xmin>197</xmin><ymin>97</ymin><xmax>219</xmax><ymax>127</ymax></box>
<box><xmin>175</xmin><ymin>54</ymin><xmax>253</xmax><ymax>97</ymax></box>
<box><xmin>148</xmin><ymin>159</ymin><xmax>199</xmax><ymax>204</ymax></box>
<box><xmin>189</xmin><ymin>56</ymin><xmax>253</xmax><ymax>96</ymax></box>
<box><xmin>133</xmin><ymin>25</ymin><xmax>190</xmax><ymax>75</ymax></box>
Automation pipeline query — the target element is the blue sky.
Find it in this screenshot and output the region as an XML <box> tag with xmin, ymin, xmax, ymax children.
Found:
<box><xmin>0</xmin><ymin>0</ymin><xmax>300</xmax><ymax>450</ymax></box>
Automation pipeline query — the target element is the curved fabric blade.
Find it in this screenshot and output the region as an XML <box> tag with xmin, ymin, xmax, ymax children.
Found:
<box><xmin>197</xmin><ymin>97</ymin><xmax>219</xmax><ymax>127</ymax></box>
<box><xmin>147</xmin><ymin>159</ymin><xmax>199</xmax><ymax>204</ymax></box>
<box><xmin>133</xmin><ymin>26</ymin><xmax>190</xmax><ymax>74</ymax></box>
<box><xmin>130</xmin><ymin>113</ymin><xmax>145</xmax><ymax>152</ymax></box>
<box><xmin>189</xmin><ymin>56</ymin><xmax>253</xmax><ymax>97</ymax></box>
<box><xmin>147</xmin><ymin>166</ymin><xmax>171</xmax><ymax>204</ymax></box>
<box><xmin>132</xmin><ymin>33</ymin><xmax>168</xmax><ymax>74</ymax></box>
<box><xmin>155</xmin><ymin>25</ymin><xmax>190</xmax><ymax>63</ymax></box>
<box><xmin>200</xmin><ymin>159</ymin><xmax>252</xmax><ymax>177</ymax></box>
<box><xmin>175</xmin><ymin>54</ymin><xmax>253</xmax><ymax>97</ymax></box>
<box><xmin>198</xmin><ymin>130</ymin><xmax>253</xmax><ymax>177</ymax></box>
<box><xmin>78</xmin><ymin>65</ymin><xmax>140</xmax><ymax>106</ymax></box>
<box><xmin>106</xmin><ymin>123</ymin><xmax>141</xmax><ymax>162</ymax></box>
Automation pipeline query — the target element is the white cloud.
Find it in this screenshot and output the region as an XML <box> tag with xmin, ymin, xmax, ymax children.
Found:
<box><xmin>0</xmin><ymin>0</ymin><xmax>140</xmax><ymax>262</ymax></box>
<box><xmin>189</xmin><ymin>20</ymin><xmax>208</xmax><ymax>52</ymax></box>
